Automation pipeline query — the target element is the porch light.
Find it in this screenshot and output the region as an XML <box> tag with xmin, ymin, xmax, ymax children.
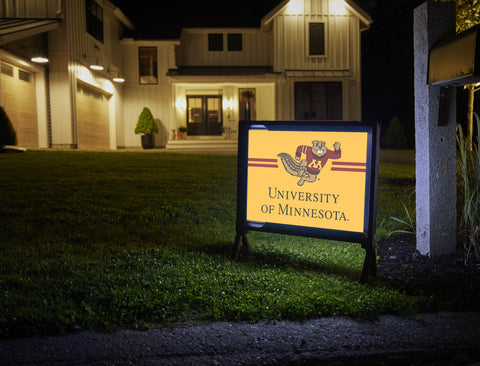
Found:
<box><xmin>113</xmin><ymin>76</ymin><xmax>125</xmax><ymax>83</ymax></box>
<box><xmin>90</xmin><ymin>63</ymin><xmax>104</xmax><ymax>71</ymax></box>
<box><xmin>31</xmin><ymin>56</ymin><xmax>49</xmax><ymax>63</ymax></box>
<box><xmin>285</xmin><ymin>0</ymin><xmax>304</xmax><ymax>15</ymax></box>
<box><xmin>175</xmin><ymin>99</ymin><xmax>186</xmax><ymax>110</ymax></box>
<box><xmin>89</xmin><ymin>45</ymin><xmax>104</xmax><ymax>71</ymax></box>
<box><xmin>330</xmin><ymin>0</ymin><xmax>348</xmax><ymax>15</ymax></box>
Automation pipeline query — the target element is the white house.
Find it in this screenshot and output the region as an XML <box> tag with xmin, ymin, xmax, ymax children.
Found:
<box><xmin>0</xmin><ymin>0</ymin><xmax>371</xmax><ymax>150</ymax></box>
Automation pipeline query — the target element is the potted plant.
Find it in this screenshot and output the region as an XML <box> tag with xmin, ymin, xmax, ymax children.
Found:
<box><xmin>134</xmin><ymin>107</ymin><xmax>158</xmax><ymax>149</ymax></box>
<box><xmin>177</xmin><ymin>126</ymin><xmax>188</xmax><ymax>139</ymax></box>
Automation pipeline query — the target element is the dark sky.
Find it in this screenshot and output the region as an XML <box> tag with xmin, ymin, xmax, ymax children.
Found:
<box><xmin>111</xmin><ymin>0</ymin><xmax>283</xmax><ymax>38</ymax></box>
<box><xmin>111</xmin><ymin>0</ymin><xmax>444</xmax><ymax>146</ymax></box>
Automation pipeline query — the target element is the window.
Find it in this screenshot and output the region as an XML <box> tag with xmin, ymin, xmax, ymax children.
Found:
<box><xmin>295</xmin><ymin>82</ymin><xmax>342</xmax><ymax>120</ymax></box>
<box><xmin>208</xmin><ymin>33</ymin><xmax>223</xmax><ymax>51</ymax></box>
<box><xmin>228</xmin><ymin>33</ymin><xmax>243</xmax><ymax>51</ymax></box>
<box><xmin>138</xmin><ymin>47</ymin><xmax>158</xmax><ymax>84</ymax></box>
<box><xmin>86</xmin><ymin>0</ymin><xmax>103</xmax><ymax>42</ymax></box>
<box><xmin>18</xmin><ymin>69</ymin><xmax>32</xmax><ymax>83</ymax></box>
<box><xmin>309</xmin><ymin>23</ymin><xmax>325</xmax><ymax>56</ymax></box>
<box><xmin>1</xmin><ymin>62</ymin><xmax>14</xmax><ymax>77</ymax></box>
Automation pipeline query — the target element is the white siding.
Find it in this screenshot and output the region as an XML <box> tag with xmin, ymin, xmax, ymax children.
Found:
<box><xmin>176</xmin><ymin>29</ymin><xmax>272</xmax><ymax>67</ymax></box>
<box><xmin>48</xmin><ymin>0</ymin><xmax>128</xmax><ymax>148</ymax></box>
<box><xmin>270</xmin><ymin>0</ymin><xmax>364</xmax><ymax>121</ymax></box>
<box><xmin>120</xmin><ymin>40</ymin><xmax>178</xmax><ymax>147</ymax></box>
<box><xmin>272</xmin><ymin>0</ymin><xmax>358</xmax><ymax>72</ymax></box>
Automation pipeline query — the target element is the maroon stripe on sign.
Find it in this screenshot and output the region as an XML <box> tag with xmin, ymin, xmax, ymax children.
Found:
<box><xmin>248</xmin><ymin>163</ymin><xmax>278</xmax><ymax>168</ymax></box>
<box><xmin>248</xmin><ymin>158</ymin><xmax>278</xmax><ymax>163</ymax></box>
<box><xmin>331</xmin><ymin>167</ymin><xmax>366</xmax><ymax>173</ymax></box>
<box><xmin>331</xmin><ymin>161</ymin><xmax>366</xmax><ymax>166</ymax></box>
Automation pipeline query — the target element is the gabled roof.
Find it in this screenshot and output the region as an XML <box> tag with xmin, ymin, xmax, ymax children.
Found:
<box><xmin>262</xmin><ymin>0</ymin><xmax>372</xmax><ymax>30</ymax></box>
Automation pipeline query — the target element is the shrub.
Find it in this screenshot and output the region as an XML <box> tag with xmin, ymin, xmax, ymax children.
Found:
<box><xmin>382</xmin><ymin>116</ymin><xmax>407</xmax><ymax>149</ymax></box>
<box><xmin>0</xmin><ymin>106</ymin><xmax>17</xmax><ymax>146</ymax></box>
<box><xmin>134</xmin><ymin>107</ymin><xmax>158</xmax><ymax>135</ymax></box>
<box><xmin>456</xmin><ymin>113</ymin><xmax>480</xmax><ymax>264</ymax></box>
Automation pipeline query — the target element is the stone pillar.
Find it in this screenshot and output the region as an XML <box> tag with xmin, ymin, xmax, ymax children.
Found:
<box><xmin>414</xmin><ymin>1</ymin><xmax>457</xmax><ymax>256</ymax></box>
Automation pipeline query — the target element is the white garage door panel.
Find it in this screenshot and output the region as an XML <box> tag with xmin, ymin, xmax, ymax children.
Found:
<box><xmin>76</xmin><ymin>84</ymin><xmax>109</xmax><ymax>149</ymax></box>
<box><xmin>0</xmin><ymin>62</ymin><xmax>38</xmax><ymax>147</ymax></box>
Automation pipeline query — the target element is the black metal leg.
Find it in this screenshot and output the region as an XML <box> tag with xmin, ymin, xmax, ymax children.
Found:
<box><xmin>232</xmin><ymin>232</ymin><xmax>250</xmax><ymax>260</ymax></box>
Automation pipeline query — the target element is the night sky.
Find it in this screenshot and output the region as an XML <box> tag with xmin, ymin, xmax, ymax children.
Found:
<box><xmin>111</xmin><ymin>0</ymin><xmax>465</xmax><ymax>147</ymax></box>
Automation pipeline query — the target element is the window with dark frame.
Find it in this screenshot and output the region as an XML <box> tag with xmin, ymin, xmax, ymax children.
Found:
<box><xmin>309</xmin><ymin>22</ymin><xmax>325</xmax><ymax>56</ymax></box>
<box><xmin>227</xmin><ymin>33</ymin><xmax>243</xmax><ymax>51</ymax></box>
<box><xmin>295</xmin><ymin>82</ymin><xmax>342</xmax><ymax>120</ymax></box>
<box><xmin>208</xmin><ymin>33</ymin><xmax>223</xmax><ymax>51</ymax></box>
<box><xmin>138</xmin><ymin>47</ymin><xmax>158</xmax><ymax>85</ymax></box>
<box><xmin>86</xmin><ymin>0</ymin><xmax>103</xmax><ymax>43</ymax></box>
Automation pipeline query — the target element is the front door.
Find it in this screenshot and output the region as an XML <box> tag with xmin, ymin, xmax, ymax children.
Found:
<box><xmin>187</xmin><ymin>95</ymin><xmax>222</xmax><ymax>136</ymax></box>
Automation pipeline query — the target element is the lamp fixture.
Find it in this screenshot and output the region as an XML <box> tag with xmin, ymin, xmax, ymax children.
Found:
<box><xmin>113</xmin><ymin>76</ymin><xmax>125</xmax><ymax>83</ymax></box>
<box><xmin>89</xmin><ymin>45</ymin><xmax>104</xmax><ymax>71</ymax></box>
<box><xmin>31</xmin><ymin>56</ymin><xmax>49</xmax><ymax>63</ymax></box>
<box><xmin>90</xmin><ymin>63</ymin><xmax>104</xmax><ymax>71</ymax></box>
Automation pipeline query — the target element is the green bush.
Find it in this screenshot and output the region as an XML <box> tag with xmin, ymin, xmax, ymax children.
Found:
<box><xmin>456</xmin><ymin>113</ymin><xmax>480</xmax><ymax>264</ymax></box>
<box><xmin>134</xmin><ymin>107</ymin><xmax>158</xmax><ymax>135</ymax></box>
<box><xmin>382</xmin><ymin>116</ymin><xmax>407</xmax><ymax>149</ymax></box>
<box><xmin>0</xmin><ymin>106</ymin><xmax>17</xmax><ymax>146</ymax></box>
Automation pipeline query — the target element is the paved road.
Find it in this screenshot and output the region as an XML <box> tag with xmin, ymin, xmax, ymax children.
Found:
<box><xmin>1</xmin><ymin>312</ymin><xmax>479</xmax><ymax>365</ymax></box>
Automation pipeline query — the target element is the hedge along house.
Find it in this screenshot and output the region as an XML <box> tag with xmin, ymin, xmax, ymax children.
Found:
<box><xmin>0</xmin><ymin>0</ymin><xmax>371</xmax><ymax>150</ymax></box>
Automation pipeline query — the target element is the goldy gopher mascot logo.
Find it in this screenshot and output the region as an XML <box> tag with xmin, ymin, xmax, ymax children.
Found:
<box><xmin>278</xmin><ymin>141</ymin><xmax>341</xmax><ymax>186</ymax></box>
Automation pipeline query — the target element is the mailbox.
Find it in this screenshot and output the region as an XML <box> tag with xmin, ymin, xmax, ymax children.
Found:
<box><xmin>428</xmin><ymin>24</ymin><xmax>480</xmax><ymax>87</ymax></box>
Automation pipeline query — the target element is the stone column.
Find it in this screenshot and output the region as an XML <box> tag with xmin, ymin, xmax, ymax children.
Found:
<box><xmin>414</xmin><ymin>1</ymin><xmax>457</xmax><ymax>256</ymax></box>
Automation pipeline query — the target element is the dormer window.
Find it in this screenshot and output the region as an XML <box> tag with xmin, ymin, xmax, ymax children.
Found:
<box><xmin>208</xmin><ymin>33</ymin><xmax>243</xmax><ymax>52</ymax></box>
<box><xmin>227</xmin><ymin>34</ymin><xmax>242</xmax><ymax>51</ymax></box>
<box><xmin>208</xmin><ymin>34</ymin><xmax>223</xmax><ymax>51</ymax></box>
<box><xmin>308</xmin><ymin>22</ymin><xmax>325</xmax><ymax>56</ymax></box>
<box><xmin>86</xmin><ymin>0</ymin><xmax>103</xmax><ymax>43</ymax></box>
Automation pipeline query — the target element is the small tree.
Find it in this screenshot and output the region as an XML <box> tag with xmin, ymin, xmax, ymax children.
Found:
<box><xmin>134</xmin><ymin>107</ymin><xmax>158</xmax><ymax>135</ymax></box>
<box><xmin>382</xmin><ymin>116</ymin><xmax>408</xmax><ymax>149</ymax></box>
<box><xmin>0</xmin><ymin>106</ymin><xmax>17</xmax><ymax>146</ymax></box>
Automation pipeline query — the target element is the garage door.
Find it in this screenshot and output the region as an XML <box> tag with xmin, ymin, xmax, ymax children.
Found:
<box><xmin>0</xmin><ymin>61</ymin><xmax>38</xmax><ymax>147</ymax></box>
<box><xmin>76</xmin><ymin>83</ymin><xmax>109</xmax><ymax>149</ymax></box>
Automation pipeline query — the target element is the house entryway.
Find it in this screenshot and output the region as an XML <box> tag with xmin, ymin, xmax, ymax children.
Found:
<box><xmin>187</xmin><ymin>95</ymin><xmax>222</xmax><ymax>136</ymax></box>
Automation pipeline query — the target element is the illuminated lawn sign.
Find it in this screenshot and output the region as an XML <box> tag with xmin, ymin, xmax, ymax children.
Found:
<box><xmin>233</xmin><ymin>121</ymin><xmax>379</xmax><ymax>283</ymax></box>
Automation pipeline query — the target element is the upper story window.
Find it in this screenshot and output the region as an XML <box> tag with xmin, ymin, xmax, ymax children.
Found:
<box><xmin>86</xmin><ymin>0</ymin><xmax>103</xmax><ymax>43</ymax></box>
<box><xmin>309</xmin><ymin>22</ymin><xmax>325</xmax><ymax>56</ymax></box>
<box><xmin>208</xmin><ymin>33</ymin><xmax>243</xmax><ymax>52</ymax></box>
<box><xmin>227</xmin><ymin>34</ymin><xmax>243</xmax><ymax>51</ymax></box>
<box><xmin>208</xmin><ymin>33</ymin><xmax>223</xmax><ymax>51</ymax></box>
<box><xmin>138</xmin><ymin>47</ymin><xmax>158</xmax><ymax>84</ymax></box>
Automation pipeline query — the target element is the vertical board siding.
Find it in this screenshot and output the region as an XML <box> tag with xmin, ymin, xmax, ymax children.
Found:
<box><xmin>176</xmin><ymin>30</ymin><xmax>272</xmax><ymax>66</ymax></box>
<box><xmin>273</xmin><ymin>0</ymin><xmax>357</xmax><ymax>73</ymax></box>
<box><xmin>121</xmin><ymin>41</ymin><xmax>177</xmax><ymax>147</ymax></box>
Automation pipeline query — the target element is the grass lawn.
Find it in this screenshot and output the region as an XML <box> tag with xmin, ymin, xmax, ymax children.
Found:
<box><xmin>0</xmin><ymin>151</ymin><xmax>417</xmax><ymax>338</ymax></box>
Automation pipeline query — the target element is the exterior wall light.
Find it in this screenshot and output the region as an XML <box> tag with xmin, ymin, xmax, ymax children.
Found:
<box><xmin>31</xmin><ymin>56</ymin><xmax>49</xmax><ymax>63</ymax></box>
<box><xmin>90</xmin><ymin>63</ymin><xmax>104</xmax><ymax>71</ymax></box>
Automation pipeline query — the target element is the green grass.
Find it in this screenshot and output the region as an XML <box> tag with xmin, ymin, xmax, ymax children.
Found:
<box><xmin>0</xmin><ymin>151</ymin><xmax>417</xmax><ymax>338</ymax></box>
